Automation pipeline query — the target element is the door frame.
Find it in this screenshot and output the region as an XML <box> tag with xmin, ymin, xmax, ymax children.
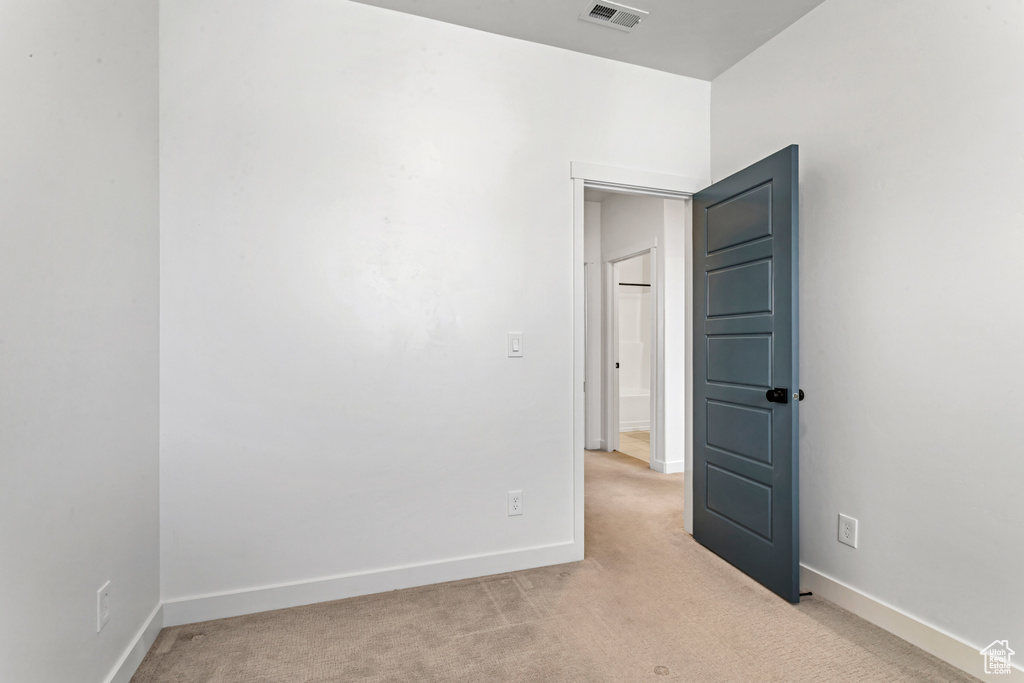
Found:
<box><xmin>571</xmin><ymin>162</ymin><xmax>708</xmax><ymax>554</ymax></box>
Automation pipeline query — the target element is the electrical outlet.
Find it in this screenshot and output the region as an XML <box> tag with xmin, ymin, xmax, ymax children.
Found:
<box><xmin>838</xmin><ymin>514</ymin><xmax>858</xmax><ymax>548</ymax></box>
<box><xmin>96</xmin><ymin>581</ymin><xmax>111</xmax><ymax>633</ymax></box>
<box><xmin>508</xmin><ymin>490</ymin><xmax>523</xmax><ymax>516</ymax></box>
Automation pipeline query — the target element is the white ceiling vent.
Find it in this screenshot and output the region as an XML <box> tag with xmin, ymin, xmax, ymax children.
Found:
<box><xmin>578</xmin><ymin>1</ymin><xmax>648</xmax><ymax>33</ymax></box>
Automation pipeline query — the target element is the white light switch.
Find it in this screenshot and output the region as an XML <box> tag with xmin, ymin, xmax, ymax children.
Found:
<box><xmin>508</xmin><ymin>332</ymin><xmax>523</xmax><ymax>357</ymax></box>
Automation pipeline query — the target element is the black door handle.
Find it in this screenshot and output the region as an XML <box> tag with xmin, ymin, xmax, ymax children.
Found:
<box><xmin>766</xmin><ymin>388</ymin><xmax>805</xmax><ymax>403</ymax></box>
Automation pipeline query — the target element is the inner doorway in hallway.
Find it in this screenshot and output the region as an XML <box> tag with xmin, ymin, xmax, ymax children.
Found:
<box><xmin>617</xmin><ymin>430</ymin><xmax>649</xmax><ymax>463</ymax></box>
<box><xmin>614</xmin><ymin>252</ymin><xmax>652</xmax><ymax>465</ymax></box>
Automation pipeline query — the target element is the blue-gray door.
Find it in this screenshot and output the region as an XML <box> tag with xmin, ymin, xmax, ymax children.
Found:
<box><xmin>692</xmin><ymin>145</ymin><xmax>800</xmax><ymax>603</ymax></box>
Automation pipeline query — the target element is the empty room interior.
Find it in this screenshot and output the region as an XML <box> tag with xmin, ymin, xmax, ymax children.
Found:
<box><xmin>2</xmin><ymin>0</ymin><xmax>1022</xmax><ymax>681</ymax></box>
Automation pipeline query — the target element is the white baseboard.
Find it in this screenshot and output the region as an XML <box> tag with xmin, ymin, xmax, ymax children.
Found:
<box><xmin>103</xmin><ymin>603</ymin><xmax>163</xmax><ymax>683</ymax></box>
<box><xmin>800</xmin><ymin>565</ymin><xmax>1024</xmax><ymax>680</ymax></box>
<box><xmin>163</xmin><ymin>541</ymin><xmax>580</xmax><ymax>627</ymax></box>
<box><xmin>650</xmin><ymin>459</ymin><xmax>685</xmax><ymax>474</ymax></box>
<box><xmin>619</xmin><ymin>421</ymin><xmax>650</xmax><ymax>432</ymax></box>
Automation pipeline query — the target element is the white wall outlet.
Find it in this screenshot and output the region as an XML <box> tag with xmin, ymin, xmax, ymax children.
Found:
<box><xmin>507</xmin><ymin>332</ymin><xmax>523</xmax><ymax>358</ymax></box>
<box><xmin>96</xmin><ymin>581</ymin><xmax>111</xmax><ymax>633</ymax></box>
<box><xmin>508</xmin><ymin>490</ymin><xmax>523</xmax><ymax>516</ymax></box>
<box><xmin>838</xmin><ymin>513</ymin><xmax>858</xmax><ymax>548</ymax></box>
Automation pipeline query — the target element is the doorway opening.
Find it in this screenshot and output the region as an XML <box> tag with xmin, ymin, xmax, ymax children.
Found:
<box><xmin>581</xmin><ymin>187</ymin><xmax>686</xmax><ymax>475</ymax></box>
<box><xmin>571</xmin><ymin>162</ymin><xmax>705</xmax><ymax>558</ymax></box>
<box><xmin>614</xmin><ymin>251</ymin><xmax>652</xmax><ymax>464</ymax></box>
<box><xmin>573</xmin><ymin>152</ymin><xmax>801</xmax><ymax>606</ymax></box>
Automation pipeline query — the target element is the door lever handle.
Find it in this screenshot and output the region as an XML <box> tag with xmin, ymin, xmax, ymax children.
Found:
<box><xmin>765</xmin><ymin>388</ymin><xmax>804</xmax><ymax>403</ymax></box>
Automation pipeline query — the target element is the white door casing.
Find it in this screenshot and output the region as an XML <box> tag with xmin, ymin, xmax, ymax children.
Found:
<box><xmin>571</xmin><ymin>162</ymin><xmax>708</xmax><ymax>545</ymax></box>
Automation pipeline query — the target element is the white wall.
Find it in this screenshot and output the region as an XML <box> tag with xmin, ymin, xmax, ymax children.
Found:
<box><xmin>601</xmin><ymin>194</ymin><xmax>668</xmax><ymax>264</ymax></box>
<box><xmin>665</xmin><ymin>198</ymin><xmax>692</xmax><ymax>512</ymax></box>
<box><xmin>159</xmin><ymin>0</ymin><xmax>709</xmax><ymax>613</ymax></box>
<box><xmin>584</xmin><ymin>202</ymin><xmax>603</xmax><ymax>449</ymax></box>
<box><xmin>713</xmin><ymin>0</ymin><xmax>1024</xmax><ymax>661</ymax></box>
<box><xmin>617</xmin><ymin>251</ymin><xmax>651</xmax><ymax>287</ymax></box>
<box><xmin>0</xmin><ymin>2</ymin><xmax>161</xmax><ymax>681</ymax></box>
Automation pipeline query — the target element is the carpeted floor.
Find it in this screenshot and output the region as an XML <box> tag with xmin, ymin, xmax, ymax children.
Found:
<box><xmin>132</xmin><ymin>450</ymin><xmax>976</xmax><ymax>682</ymax></box>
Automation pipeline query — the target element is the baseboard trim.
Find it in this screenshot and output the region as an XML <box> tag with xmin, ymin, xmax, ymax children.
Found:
<box><xmin>650</xmin><ymin>459</ymin><xmax>685</xmax><ymax>474</ymax></box>
<box><xmin>800</xmin><ymin>565</ymin><xmax>1024</xmax><ymax>680</ymax></box>
<box><xmin>108</xmin><ymin>557</ymin><xmax>1015</xmax><ymax>682</ymax></box>
<box><xmin>619</xmin><ymin>421</ymin><xmax>650</xmax><ymax>432</ymax></box>
<box><xmin>163</xmin><ymin>541</ymin><xmax>580</xmax><ymax>627</ymax></box>
<box><xmin>103</xmin><ymin>602</ymin><xmax>163</xmax><ymax>683</ymax></box>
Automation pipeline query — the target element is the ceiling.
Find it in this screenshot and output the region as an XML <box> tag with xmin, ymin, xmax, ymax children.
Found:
<box><xmin>350</xmin><ymin>0</ymin><xmax>827</xmax><ymax>81</ymax></box>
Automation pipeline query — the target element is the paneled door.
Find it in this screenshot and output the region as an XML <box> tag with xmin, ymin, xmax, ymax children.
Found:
<box><xmin>692</xmin><ymin>145</ymin><xmax>801</xmax><ymax>603</ymax></box>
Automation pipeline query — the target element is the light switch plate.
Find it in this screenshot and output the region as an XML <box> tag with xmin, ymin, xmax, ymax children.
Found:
<box><xmin>507</xmin><ymin>332</ymin><xmax>523</xmax><ymax>357</ymax></box>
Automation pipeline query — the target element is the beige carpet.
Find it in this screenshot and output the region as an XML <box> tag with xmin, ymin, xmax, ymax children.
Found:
<box><xmin>133</xmin><ymin>451</ymin><xmax>976</xmax><ymax>682</ymax></box>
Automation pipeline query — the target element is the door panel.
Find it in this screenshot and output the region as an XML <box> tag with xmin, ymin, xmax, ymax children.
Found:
<box><xmin>707</xmin><ymin>260</ymin><xmax>773</xmax><ymax>317</ymax></box>
<box><xmin>706</xmin><ymin>182</ymin><xmax>773</xmax><ymax>253</ymax></box>
<box><xmin>706</xmin><ymin>465</ymin><xmax>773</xmax><ymax>540</ymax></box>
<box><xmin>706</xmin><ymin>401</ymin><xmax>772</xmax><ymax>464</ymax></box>
<box><xmin>692</xmin><ymin>145</ymin><xmax>799</xmax><ymax>603</ymax></box>
<box><xmin>706</xmin><ymin>335</ymin><xmax>772</xmax><ymax>387</ymax></box>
